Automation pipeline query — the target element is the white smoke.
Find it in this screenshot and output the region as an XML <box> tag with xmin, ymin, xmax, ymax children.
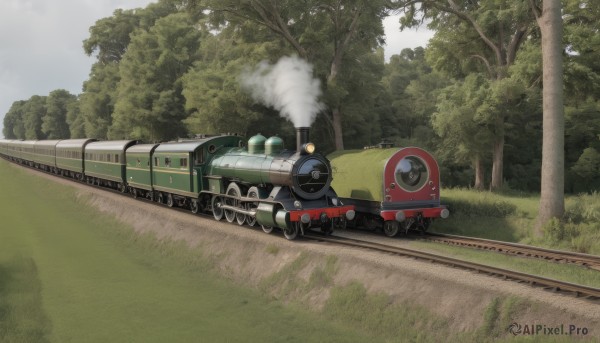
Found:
<box><xmin>241</xmin><ymin>55</ymin><xmax>324</xmax><ymax>127</ymax></box>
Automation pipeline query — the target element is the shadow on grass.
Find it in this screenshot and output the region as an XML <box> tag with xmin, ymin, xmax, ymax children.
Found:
<box><xmin>0</xmin><ymin>256</ymin><xmax>51</xmax><ymax>343</ymax></box>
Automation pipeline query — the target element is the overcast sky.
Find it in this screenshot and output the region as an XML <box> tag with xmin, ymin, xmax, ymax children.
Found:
<box><xmin>0</xmin><ymin>2</ymin><xmax>433</xmax><ymax>139</ymax></box>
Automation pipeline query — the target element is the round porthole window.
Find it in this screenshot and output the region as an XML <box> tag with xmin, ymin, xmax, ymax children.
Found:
<box><xmin>394</xmin><ymin>156</ymin><xmax>429</xmax><ymax>192</ymax></box>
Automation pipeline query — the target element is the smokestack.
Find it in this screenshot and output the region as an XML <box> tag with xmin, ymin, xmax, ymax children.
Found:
<box><xmin>296</xmin><ymin>127</ymin><xmax>310</xmax><ymax>152</ymax></box>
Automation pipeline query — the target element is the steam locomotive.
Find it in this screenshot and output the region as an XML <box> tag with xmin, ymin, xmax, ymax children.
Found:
<box><xmin>0</xmin><ymin>127</ymin><xmax>355</xmax><ymax>240</ymax></box>
<box><xmin>328</xmin><ymin>144</ymin><xmax>449</xmax><ymax>237</ymax></box>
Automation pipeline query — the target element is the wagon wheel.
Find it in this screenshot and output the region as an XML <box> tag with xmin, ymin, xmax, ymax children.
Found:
<box><xmin>166</xmin><ymin>193</ymin><xmax>174</xmax><ymax>208</ymax></box>
<box><xmin>211</xmin><ymin>195</ymin><xmax>224</xmax><ymax>221</ymax></box>
<box><xmin>283</xmin><ymin>222</ymin><xmax>299</xmax><ymax>240</ymax></box>
<box><xmin>224</xmin><ymin>183</ymin><xmax>246</xmax><ymax>225</ymax></box>
<box><xmin>383</xmin><ymin>221</ymin><xmax>399</xmax><ymax>237</ymax></box>
<box><xmin>245</xmin><ymin>187</ymin><xmax>260</xmax><ymax>226</ymax></box>
<box><xmin>131</xmin><ymin>188</ymin><xmax>138</xmax><ymax>199</ymax></box>
<box><xmin>157</xmin><ymin>192</ymin><xmax>164</xmax><ymax>204</ymax></box>
<box><xmin>190</xmin><ymin>199</ymin><xmax>200</xmax><ymax>214</ymax></box>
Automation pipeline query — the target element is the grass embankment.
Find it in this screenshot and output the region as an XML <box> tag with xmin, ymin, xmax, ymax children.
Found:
<box><xmin>419</xmin><ymin>188</ymin><xmax>600</xmax><ymax>288</ymax></box>
<box><xmin>1</xmin><ymin>160</ymin><xmax>487</xmax><ymax>342</ymax></box>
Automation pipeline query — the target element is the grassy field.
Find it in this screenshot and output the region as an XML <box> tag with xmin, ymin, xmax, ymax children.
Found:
<box><xmin>0</xmin><ymin>160</ymin><xmax>382</xmax><ymax>343</ymax></box>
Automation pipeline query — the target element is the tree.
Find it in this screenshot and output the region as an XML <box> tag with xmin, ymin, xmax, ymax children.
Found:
<box><xmin>66</xmin><ymin>97</ymin><xmax>86</xmax><ymax>138</ymax></box>
<box><xmin>3</xmin><ymin>101</ymin><xmax>27</xmax><ymax>139</ymax></box>
<box><xmin>531</xmin><ymin>0</ymin><xmax>565</xmax><ymax>231</ymax></box>
<box><xmin>42</xmin><ymin>89</ymin><xmax>75</xmax><ymax>139</ymax></box>
<box><xmin>80</xmin><ymin>62</ymin><xmax>120</xmax><ymax>139</ymax></box>
<box><xmin>109</xmin><ymin>12</ymin><xmax>202</xmax><ymax>141</ymax></box>
<box><xmin>22</xmin><ymin>96</ymin><xmax>47</xmax><ymax>140</ymax></box>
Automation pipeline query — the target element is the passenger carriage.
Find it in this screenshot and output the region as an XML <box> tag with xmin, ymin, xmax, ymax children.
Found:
<box><xmin>84</xmin><ymin>140</ymin><xmax>137</xmax><ymax>192</ymax></box>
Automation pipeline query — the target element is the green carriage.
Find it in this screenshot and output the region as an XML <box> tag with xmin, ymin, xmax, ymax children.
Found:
<box><xmin>56</xmin><ymin>139</ymin><xmax>97</xmax><ymax>179</ymax></box>
<box><xmin>84</xmin><ymin>140</ymin><xmax>137</xmax><ymax>192</ymax></box>
<box><xmin>21</xmin><ymin>141</ymin><xmax>36</xmax><ymax>166</ymax></box>
<box><xmin>32</xmin><ymin>140</ymin><xmax>60</xmax><ymax>172</ymax></box>
<box><xmin>125</xmin><ymin>143</ymin><xmax>159</xmax><ymax>200</ymax></box>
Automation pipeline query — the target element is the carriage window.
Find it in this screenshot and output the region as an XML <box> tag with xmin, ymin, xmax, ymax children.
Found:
<box><xmin>115</xmin><ymin>154</ymin><xmax>119</xmax><ymax>163</ymax></box>
<box><xmin>180</xmin><ymin>158</ymin><xmax>188</xmax><ymax>168</ymax></box>
<box><xmin>137</xmin><ymin>158</ymin><xmax>141</xmax><ymax>167</ymax></box>
<box><xmin>154</xmin><ymin>157</ymin><xmax>159</xmax><ymax>167</ymax></box>
<box><xmin>165</xmin><ymin>157</ymin><xmax>171</xmax><ymax>167</ymax></box>
<box><xmin>107</xmin><ymin>154</ymin><xmax>112</xmax><ymax>162</ymax></box>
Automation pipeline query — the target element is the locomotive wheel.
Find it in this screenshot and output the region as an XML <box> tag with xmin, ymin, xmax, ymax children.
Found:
<box><xmin>383</xmin><ymin>221</ymin><xmax>400</xmax><ymax>237</ymax></box>
<box><xmin>190</xmin><ymin>200</ymin><xmax>199</xmax><ymax>214</ymax></box>
<box><xmin>261</xmin><ymin>225</ymin><xmax>274</xmax><ymax>234</ymax></box>
<box><xmin>166</xmin><ymin>194</ymin><xmax>174</xmax><ymax>208</ymax></box>
<box><xmin>224</xmin><ymin>183</ymin><xmax>246</xmax><ymax>225</ymax></box>
<box><xmin>283</xmin><ymin>223</ymin><xmax>299</xmax><ymax>240</ymax></box>
<box><xmin>245</xmin><ymin>187</ymin><xmax>260</xmax><ymax>226</ymax></box>
<box><xmin>212</xmin><ymin>196</ymin><xmax>224</xmax><ymax>221</ymax></box>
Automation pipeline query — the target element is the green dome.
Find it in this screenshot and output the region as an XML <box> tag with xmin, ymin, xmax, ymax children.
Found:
<box><xmin>265</xmin><ymin>136</ymin><xmax>284</xmax><ymax>155</ymax></box>
<box><xmin>248</xmin><ymin>134</ymin><xmax>266</xmax><ymax>154</ymax></box>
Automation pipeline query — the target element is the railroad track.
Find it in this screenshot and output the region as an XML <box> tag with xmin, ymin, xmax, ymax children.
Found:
<box><xmin>420</xmin><ymin>232</ymin><xmax>600</xmax><ymax>271</ymax></box>
<box><xmin>304</xmin><ymin>233</ymin><xmax>600</xmax><ymax>301</ymax></box>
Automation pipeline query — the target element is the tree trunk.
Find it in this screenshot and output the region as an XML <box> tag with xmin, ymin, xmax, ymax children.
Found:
<box><xmin>536</xmin><ymin>0</ymin><xmax>565</xmax><ymax>234</ymax></box>
<box><xmin>490</xmin><ymin>114</ymin><xmax>505</xmax><ymax>191</ymax></box>
<box><xmin>332</xmin><ymin>107</ymin><xmax>344</xmax><ymax>150</ymax></box>
<box><xmin>474</xmin><ymin>156</ymin><xmax>484</xmax><ymax>190</ymax></box>
<box><xmin>328</xmin><ymin>52</ymin><xmax>345</xmax><ymax>150</ymax></box>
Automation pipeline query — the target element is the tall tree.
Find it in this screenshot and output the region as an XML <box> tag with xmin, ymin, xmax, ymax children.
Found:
<box><xmin>531</xmin><ymin>0</ymin><xmax>565</xmax><ymax>231</ymax></box>
<box><xmin>109</xmin><ymin>12</ymin><xmax>202</xmax><ymax>141</ymax></box>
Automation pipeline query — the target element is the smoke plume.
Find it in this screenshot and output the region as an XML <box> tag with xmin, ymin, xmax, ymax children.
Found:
<box><xmin>241</xmin><ymin>56</ymin><xmax>324</xmax><ymax>127</ymax></box>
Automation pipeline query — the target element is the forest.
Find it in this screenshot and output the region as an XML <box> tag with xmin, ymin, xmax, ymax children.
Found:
<box><xmin>2</xmin><ymin>0</ymin><xmax>599</xmax><ymax>194</ymax></box>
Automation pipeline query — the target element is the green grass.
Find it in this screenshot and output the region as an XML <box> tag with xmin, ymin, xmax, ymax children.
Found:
<box><xmin>0</xmin><ymin>160</ymin><xmax>378</xmax><ymax>342</ymax></box>
<box><xmin>435</xmin><ymin>188</ymin><xmax>600</xmax><ymax>254</ymax></box>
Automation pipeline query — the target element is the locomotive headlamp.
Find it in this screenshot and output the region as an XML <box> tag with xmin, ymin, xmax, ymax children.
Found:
<box><xmin>302</xmin><ymin>143</ymin><xmax>316</xmax><ymax>154</ymax></box>
<box><xmin>301</xmin><ymin>213</ymin><xmax>311</xmax><ymax>224</ymax></box>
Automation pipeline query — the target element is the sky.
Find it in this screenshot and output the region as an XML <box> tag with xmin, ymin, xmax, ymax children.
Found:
<box><xmin>0</xmin><ymin>2</ymin><xmax>433</xmax><ymax>139</ymax></box>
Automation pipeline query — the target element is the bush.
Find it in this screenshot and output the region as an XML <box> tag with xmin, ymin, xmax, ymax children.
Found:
<box><xmin>564</xmin><ymin>192</ymin><xmax>600</xmax><ymax>223</ymax></box>
<box><xmin>443</xmin><ymin>190</ymin><xmax>517</xmax><ymax>217</ymax></box>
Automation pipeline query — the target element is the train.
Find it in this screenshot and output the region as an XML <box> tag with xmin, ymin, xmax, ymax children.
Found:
<box><xmin>328</xmin><ymin>143</ymin><xmax>449</xmax><ymax>237</ymax></box>
<box><xmin>0</xmin><ymin>127</ymin><xmax>355</xmax><ymax>240</ymax></box>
